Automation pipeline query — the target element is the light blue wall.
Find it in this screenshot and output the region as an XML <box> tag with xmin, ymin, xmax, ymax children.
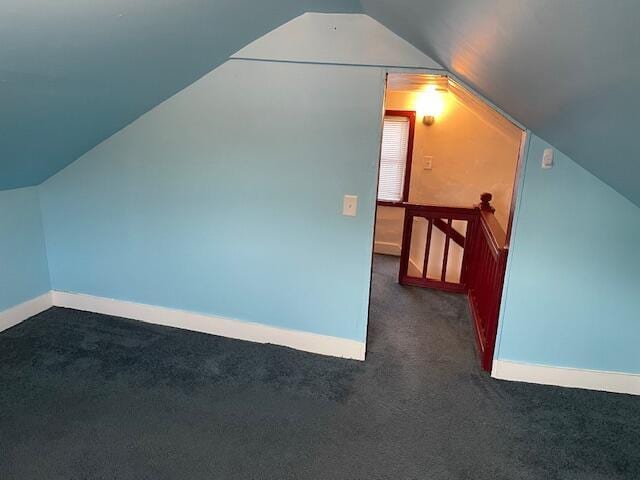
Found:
<box><xmin>29</xmin><ymin>9</ymin><xmax>640</xmax><ymax>373</ymax></box>
<box><xmin>39</xmin><ymin>59</ymin><xmax>384</xmax><ymax>342</ymax></box>
<box><xmin>497</xmin><ymin>134</ymin><xmax>640</xmax><ymax>374</ymax></box>
<box><xmin>0</xmin><ymin>187</ymin><xmax>50</xmax><ymax>311</ymax></box>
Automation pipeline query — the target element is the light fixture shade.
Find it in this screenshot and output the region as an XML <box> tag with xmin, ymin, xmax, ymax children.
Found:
<box><xmin>416</xmin><ymin>86</ymin><xmax>445</xmax><ymax>124</ymax></box>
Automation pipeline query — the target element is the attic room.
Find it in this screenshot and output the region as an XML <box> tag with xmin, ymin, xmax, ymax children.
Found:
<box><xmin>1</xmin><ymin>2</ymin><xmax>639</xmax><ymax>479</ymax></box>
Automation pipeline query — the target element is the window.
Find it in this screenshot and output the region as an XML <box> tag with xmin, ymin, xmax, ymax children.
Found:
<box><xmin>377</xmin><ymin>111</ymin><xmax>415</xmax><ymax>203</ymax></box>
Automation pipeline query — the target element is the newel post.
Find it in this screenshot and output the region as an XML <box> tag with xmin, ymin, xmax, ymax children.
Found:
<box><xmin>478</xmin><ymin>192</ymin><xmax>495</xmax><ymax>213</ymax></box>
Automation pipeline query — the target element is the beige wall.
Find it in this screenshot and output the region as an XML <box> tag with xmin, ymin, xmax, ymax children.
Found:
<box><xmin>374</xmin><ymin>89</ymin><xmax>521</xmax><ymax>257</ymax></box>
<box><xmin>373</xmin><ymin>205</ymin><xmax>405</xmax><ymax>255</ymax></box>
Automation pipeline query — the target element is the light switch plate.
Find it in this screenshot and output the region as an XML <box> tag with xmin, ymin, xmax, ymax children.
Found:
<box><xmin>424</xmin><ymin>156</ymin><xmax>433</xmax><ymax>170</ymax></box>
<box><xmin>542</xmin><ymin>148</ymin><xmax>554</xmax><ymax>169</ymax></box>
<box><xmin>343</xmin><ymin>195</ymin><xmax>358</xmax><ymax>216</ymax></box>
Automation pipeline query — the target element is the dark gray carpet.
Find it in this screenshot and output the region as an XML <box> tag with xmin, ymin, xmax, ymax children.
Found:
<box><xmin>1</xmin><ymin>255</ymin><xmax>638</xmax><ymax>479</ymax></box>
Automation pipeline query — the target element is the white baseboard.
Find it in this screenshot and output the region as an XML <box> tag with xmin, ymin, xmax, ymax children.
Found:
<box><xmin>492</xmin><ymin>359</ymin><xmax>640</xmax><ymax>396</ymax></box>
<box><xmin>5</xmin><ymin>293</ymin><xmax>638</xmax><ymax>393</ymax></box>
<box><xmin>0</xmin><ymin>292</ymin><xmax>53</xmax><ymax>333</ymax></box>
<box><xmin>373</xmin><ymin>241</ymin><xmax>401</xmax><ymax>256</ymax></box>
<box><xmin>51</xmin><ymin>291</ymin><xmax>366</xmax><ymax>361</ymax></box>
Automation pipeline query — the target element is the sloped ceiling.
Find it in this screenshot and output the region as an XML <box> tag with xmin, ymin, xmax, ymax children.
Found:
<box><xmin>4</xmin><ymin>1</ymin><xmax>640</xmax><ymax>206</ymax></box>
<box><xmin>0</xmin><ymin>0</ymin><xmax>361</xmax><ymax>191</ymax></box>
<box><xmin>360</xmin><ymin>0</ymin><xmax>640</xmax><ymax>206</ymax></box>
<box><xmin>232</xmin><ymin>13</ymin><xmax>441</xmax><ymax>69</ymax></box>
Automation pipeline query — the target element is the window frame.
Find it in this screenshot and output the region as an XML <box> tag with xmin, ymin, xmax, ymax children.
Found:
<box><xmin>376</xmin><ymin>110</ymin><xmax>416</xmax><ymax>206</ymax></box>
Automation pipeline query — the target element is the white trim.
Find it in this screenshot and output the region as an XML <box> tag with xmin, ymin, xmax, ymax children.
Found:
<box><xmin>446</xmin><ymin>73</ymin><xmax>526</xmax><ymax>131</ymax></box>
<box><xmin>0</xmin><ymin>292</ymin><xmax>53</xmax><ymax>333</ymax></box>
<box><xmin>492</xmin><ymin>359</ymin><xmax>640</xmax><ymax>396</ymax></box>
<box><xmin>494</xmin><ymin>130</ymin><xmax>531</xmax><ymax>359</ymax></box>
<box><xmin>373</xmin><ymin>241</ymin><xmax>401</xmax><ymax>256</ymax></box>
<box><xmin>51</xmin><ymin>291</ymin><xmax>365</xmax><ymax>361</ymax></box>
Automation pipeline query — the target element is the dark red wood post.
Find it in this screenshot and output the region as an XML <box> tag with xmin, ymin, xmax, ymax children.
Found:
<box><xmin>479</xmin><ymin>192</ymin><xmax>495</xmax><ymax>213</ymax></box>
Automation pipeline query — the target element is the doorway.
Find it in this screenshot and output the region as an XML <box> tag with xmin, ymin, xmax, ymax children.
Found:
<box><xmin>370</xmin><ymin>73</ymin><xmax>525</xmax><ymax>372</ymax></box>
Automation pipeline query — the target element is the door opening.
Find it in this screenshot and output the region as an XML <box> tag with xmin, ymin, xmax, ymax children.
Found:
<box><xmin>369</xmin><ymin>72</ymin><xmax>525</xmax><ymax>372</ymax></box>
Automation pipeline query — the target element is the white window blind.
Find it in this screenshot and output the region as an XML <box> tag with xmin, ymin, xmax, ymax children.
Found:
<box><xmin>378</xmin><ymin>116</ymin><xmax>410</xmax><ymax>202</ymax></box>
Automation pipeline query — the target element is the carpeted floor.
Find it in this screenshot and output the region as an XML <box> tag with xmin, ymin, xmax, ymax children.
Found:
<box><xmin>1</xmin><ymin>254</ymin><xmax>638</xmax><ymax>479</ymax></box>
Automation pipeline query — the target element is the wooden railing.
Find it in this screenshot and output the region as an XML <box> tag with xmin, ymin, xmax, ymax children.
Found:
<box><xmin>466</xmin><ymin>194</ymin><xmax>509</xmax><ymax>371</ymax></box>
<box><xmin>395</xmin><ymin>193</ymin><xmax>508</xmax><ymax>372</ymax></box>
<box><xmin>399</xmin><ymin>204</ymin><xmax>478</xmax><ymax>292</ymax></box>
